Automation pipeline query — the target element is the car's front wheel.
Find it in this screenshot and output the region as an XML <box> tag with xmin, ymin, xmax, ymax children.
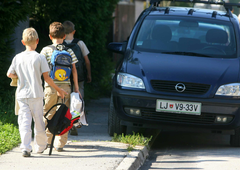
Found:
<box><xmin>108</xmin><ymin>95</ymin><xmax>126</xmax><ymax>136</ymax></box>
<box><xmin>230</xmin><ymin>127</ymin><xmax>240</xmax><ymax>147</ymax></box>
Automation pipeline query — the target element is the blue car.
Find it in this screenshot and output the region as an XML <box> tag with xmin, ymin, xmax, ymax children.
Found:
<box><xmin>107</xmin><ymin>0</ymin><xmax>240</xmax><ymax>146</ymax></box>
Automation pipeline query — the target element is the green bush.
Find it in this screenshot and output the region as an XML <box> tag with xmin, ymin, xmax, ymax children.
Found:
<box><xmin>1</xmin><ymin>0</ymin><xmax>119</xmax><ymax>99</ymax></box>
<box><xmin>0</xmin><ymin>90</ymin><xmax>17</xmax><ymax>125</ymax></box>
<box><xmin>30</xmin><ymin>0</ymin><xmax>119</xmax><ymax>99</ymax></box>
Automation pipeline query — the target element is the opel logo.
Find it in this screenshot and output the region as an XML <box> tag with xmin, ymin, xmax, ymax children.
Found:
<box><xmin>175</xmin><ymin>83</ymin><xmax>186</xmax><ymax>92</ymax></box>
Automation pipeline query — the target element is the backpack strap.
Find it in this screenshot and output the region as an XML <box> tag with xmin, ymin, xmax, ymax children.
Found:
<box><xmin>62</xmin><ymin>40</ymin><xmax>66</xmax><ymax>45</ymax></box>
<box><xmin>44</xmin><ymin>103</ymin><xmax>62</xmax><ymax>120</ymax></box>
<box><xmin>44</xmin><ymin>99</ymin><xmax>67</xmax><ymax>121</ymax></box>
<box><xmin>49</xmin><ymin>131</ymin><xmax>55</xmax><ymax>155</ymax></box>
<box><xmin>72</xmin><ymin>38</ymin><xmax>80</xmax><ymax>44</ymax></box>
<box><xmin>63</xmin><ymin>38</ymin><xmax>80</xmax><ymax>45</ymax></box>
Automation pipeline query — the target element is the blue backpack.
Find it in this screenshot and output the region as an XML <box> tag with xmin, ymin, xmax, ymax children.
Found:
<box><xmin>48</xmin><ymin>44</ymin><xmax>72</xmax><ymax>81</ymax></box>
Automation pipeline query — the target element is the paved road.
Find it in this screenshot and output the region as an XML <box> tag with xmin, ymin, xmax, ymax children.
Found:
<box><xmin>139</xmin><ymin>131</ymin><xmax>240</xmax><ymax>170</ymax></box>
<box><xmin>0</xmin><ymin>98</ymin><xmax>148</xmax><ymax>170</ymax></box>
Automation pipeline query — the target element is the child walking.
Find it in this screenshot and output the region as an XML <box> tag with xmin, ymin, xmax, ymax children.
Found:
<box><xmin>63</xmin><ymin>20</ymin><xmax>91</xmax><ymax>135</ymax></box>
<box><xmin>63</xmin><ymin>20</ymin><xmax>91</xmax><ymax>98</ymax></box>
<box><xmin>7</xmin><ymin>27</ymin><xmax>67</xmax><ymax>157</ymax></box>
<box><xmin>40</xmin><ymin>22</ymin><xmax>81</xmax><ymax>152</ymax></box>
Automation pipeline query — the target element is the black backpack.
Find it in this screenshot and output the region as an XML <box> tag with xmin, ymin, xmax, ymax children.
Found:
<box><xmin>44</xmin><ymin>103</ymin><xmax>72</xmax><ymax>155</ymax></box>
<box><xmin>63</xmin><ymin>38</ymin><xmax>87</xmax><ymax>83</ymax></box>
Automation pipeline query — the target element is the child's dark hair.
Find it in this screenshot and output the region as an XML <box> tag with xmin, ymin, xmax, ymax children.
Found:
<box><xmin>49</xmin><ymin>22</ymin><xmax>65</xmax><ymax>38</ymax></box>
<box><xmin>63</xmin><ymin>21</ymin><xmax>75</xmax><ymax>34</ymax></box>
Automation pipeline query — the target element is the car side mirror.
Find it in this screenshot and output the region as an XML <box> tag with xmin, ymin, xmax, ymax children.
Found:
<box><xmin>107</xmin><ymin>42</ymin><xmax>126</xmax><ymax>54</ymax></box>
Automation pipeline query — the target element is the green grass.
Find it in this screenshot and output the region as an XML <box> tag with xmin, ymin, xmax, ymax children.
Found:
<box><xmin>112</xmin><ymin>132</ymin><xmax>152</xmax><ymax>151</ymax></box>
<box><xmin>0</xmin><ymin>123</ymin><xmax>21</xmax><ymax>154</ymax></box>
<box><xmin>0</xmin><ymin>90</ymin><xmax>20</xmax><ymax>155</ymax></box>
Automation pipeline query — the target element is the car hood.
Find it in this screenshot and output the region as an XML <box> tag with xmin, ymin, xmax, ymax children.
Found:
<box><xmin>126</xmin><ymin>51</ymin><xmax>240</xmax><ymax>93</ymax></box>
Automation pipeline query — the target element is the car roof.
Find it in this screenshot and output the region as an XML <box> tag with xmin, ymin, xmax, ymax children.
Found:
<box><xmin>148</xmin><ymin>6</ymin><xmax>231</xmax><ymax>21</ymax></box>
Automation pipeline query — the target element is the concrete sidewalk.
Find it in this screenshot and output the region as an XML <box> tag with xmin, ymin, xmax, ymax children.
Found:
<box><xmin>0</xmin><ymin>98</ymin><xmax>149</xmax><ymax>170</ymax></box>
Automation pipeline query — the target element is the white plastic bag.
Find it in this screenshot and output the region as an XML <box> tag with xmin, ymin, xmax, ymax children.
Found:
<box><xmin>70</xmin><ymin>92</ymin><xmax>88</xmax><ymax>126</ymax></box>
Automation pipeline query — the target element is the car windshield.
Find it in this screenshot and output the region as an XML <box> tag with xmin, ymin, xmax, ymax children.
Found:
<box><xmin>134</xmin><ymin>16</ymin><xmax>237</xmax><ymax>58</ymax></box>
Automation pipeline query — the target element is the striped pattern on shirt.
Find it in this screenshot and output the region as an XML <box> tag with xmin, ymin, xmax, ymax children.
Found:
<box><xmin>40</xmin><ymin>45</ymin><xmax>78</xmax><ymax>64</ymax></box>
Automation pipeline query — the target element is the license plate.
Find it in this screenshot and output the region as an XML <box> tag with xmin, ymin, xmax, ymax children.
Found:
<box><xmin>156</xmin><ymin>99</ymin><xmax>201</xmax><ymax>115</ymax></box>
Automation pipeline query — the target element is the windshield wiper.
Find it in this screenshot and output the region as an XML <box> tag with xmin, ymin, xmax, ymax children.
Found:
<box><xmin>161</xmin><ymin>51</ymin><xmax>212</xmax><ymax>58</ymax></box>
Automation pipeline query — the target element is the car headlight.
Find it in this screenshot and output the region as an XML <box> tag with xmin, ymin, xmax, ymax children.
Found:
<box><xmin>216</xmin><ymin>83</ymin><xmax>240</xmax><ymax>96</ymax></box>
<box><xmin>117</xmin><ymin>73</ymin><xmax>145</xmax><ymax>89</ymax></box>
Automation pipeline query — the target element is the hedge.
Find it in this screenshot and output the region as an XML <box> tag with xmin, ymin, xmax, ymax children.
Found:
<box><xmin>30</xmin><ymin>0</ymin><xmax>119</xmax><ymax>98</ymax></box>
<box><xmin>0</xmin><ymin>0</ymin><xmax>33</xmax><ymax>94</ymax></box>
<box><xmin>1</xmin><ymin>0</ymin><xmax>119</xmax><ymax>99</ymax></box>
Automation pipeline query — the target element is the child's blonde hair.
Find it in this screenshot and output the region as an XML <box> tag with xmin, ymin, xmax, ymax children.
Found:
<box><xmin>63</xmin><ymin>21</ymin><xmax>75</xmax><ymax>34</ymax></box>
<box><xmin>22</xmin><ymin>27</ymin><xmax>38</xmax><ymax>45</ymax></box>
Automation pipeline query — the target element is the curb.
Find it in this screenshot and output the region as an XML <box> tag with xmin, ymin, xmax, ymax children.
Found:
<box><xmin>116</xmin><ymin>129</ymin><xmax>161</xmax><ymax>170</ymax></box>
<box><xmin>116</xmin><ymin>145</ymin><xmax>149</xmax><ymax>170</ymax></box>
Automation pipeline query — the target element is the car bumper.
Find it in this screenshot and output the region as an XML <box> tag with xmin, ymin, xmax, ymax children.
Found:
<box><xmin>112</xmin><ymin>88</ymin><xmax>240</xmax><ymax>134</ymax></box>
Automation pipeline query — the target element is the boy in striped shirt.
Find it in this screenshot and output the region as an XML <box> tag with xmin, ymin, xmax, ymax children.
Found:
<box><xmin>40</xmin><ymin>22</ymin><xmax>81</xmax><ymax>152</ymax></box>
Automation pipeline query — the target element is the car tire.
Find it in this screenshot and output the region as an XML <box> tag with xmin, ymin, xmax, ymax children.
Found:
<box><xmin>230</xmin><ymin>127</ymin><xmax>240</xmax><ymax>147</ymax></box>
<box><xmin>108</xmin><ymin>95</ymin><xmax>126</xmax><ymax>136</ymax></box>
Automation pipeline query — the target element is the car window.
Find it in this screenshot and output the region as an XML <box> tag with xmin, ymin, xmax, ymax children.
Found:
<box><xmin>134</xmin><ymin>16</ymin><xmax>237</xmax><ymax>58</ymax></box>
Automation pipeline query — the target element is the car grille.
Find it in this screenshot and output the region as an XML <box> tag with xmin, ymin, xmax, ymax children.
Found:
<box><xmin>151</xmin><ymin>80</ymin><xmax>210</xmax><ymax>95</ymax></box>
<box><xmin>141</xmin><ymin>108</ymin><xmax>215</xmax><ymax>124</ymax></box>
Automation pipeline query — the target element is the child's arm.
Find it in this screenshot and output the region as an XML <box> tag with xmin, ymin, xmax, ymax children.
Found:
<box><xmin>84</xmin><ymin>55</ymin><xmax>92</xmax><ymax>83</ymax></box>
<box><xmin>71</xmin><ymin>63</ymin><xmax>82</xmax><ymax>98</ymax></box>
<box><xmin>78</xmin><ymin>41</ymin><xmax>91</xmax><ymax>83</ymax></box>
<box><xmin>42</xmin><ymin>72</ymin><xmax>68</xmax><ymax>99</ymax></box>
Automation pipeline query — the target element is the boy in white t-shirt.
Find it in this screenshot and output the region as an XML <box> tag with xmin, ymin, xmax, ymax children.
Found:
<box><xmin>63</xmin><ymin>20</ymin><xmax>91</xmax><ymax>98</ymax></box>
<box><xmin>63</xmin><ymin>21</ymin><xmax>91</xmax><ymax>135</ymax></box>
<box><xmin>7</xmin><ymin>28</ymin><xmax>67</xmax><ymax>157</ymax></box>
